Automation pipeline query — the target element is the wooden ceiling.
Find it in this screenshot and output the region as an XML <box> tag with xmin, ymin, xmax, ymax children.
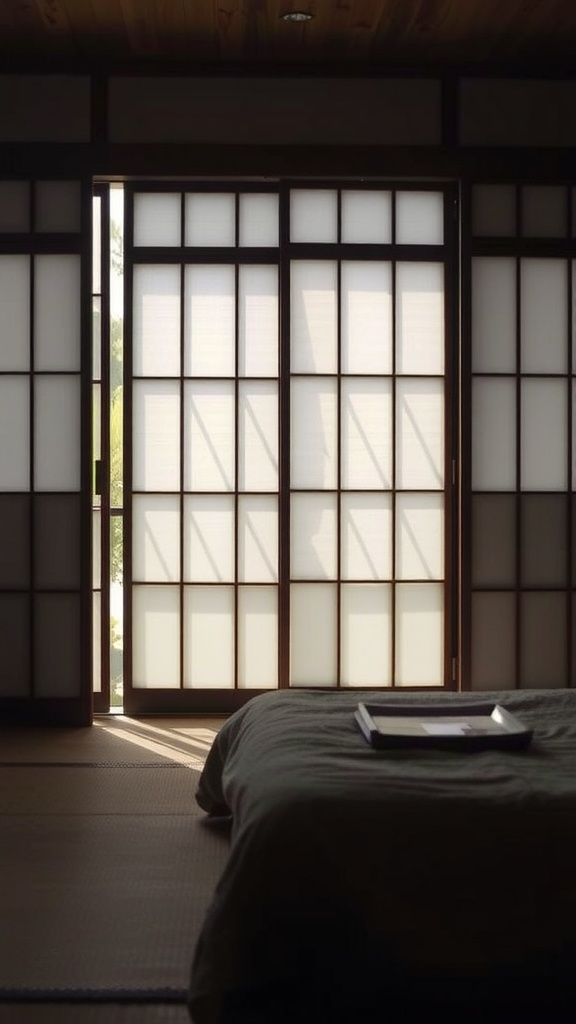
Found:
<box><xmin>2</xmin><ymin>0</ymin><xmax>576</xmax><ymax>70</ymax></box>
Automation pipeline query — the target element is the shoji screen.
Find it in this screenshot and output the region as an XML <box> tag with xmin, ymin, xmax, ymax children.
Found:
<box><xmin>468</xmin><ymin>184</ymin><xmax>575</xmax><ymax>690</ymax></box>
<box><xmin>0</xmin><ymin>180</ymin><xmax>91</xmax><ymax>723</ymax></box>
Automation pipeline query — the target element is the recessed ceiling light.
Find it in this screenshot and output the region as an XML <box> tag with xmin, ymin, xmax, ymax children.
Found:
<box><xmin>282</xmin><ymin>11</ymin><xmax>313</xmax><ymax>22</ymax></box>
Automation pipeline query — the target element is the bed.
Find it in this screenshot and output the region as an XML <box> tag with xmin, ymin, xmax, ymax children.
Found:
<box><xmin>188</xmin><ymin>688</ymin><xmax>576</xmax><ymax>1024</ymax></box>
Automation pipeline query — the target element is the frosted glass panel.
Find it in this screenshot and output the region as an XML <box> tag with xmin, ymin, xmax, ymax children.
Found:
<box><xmin>134</xmin><ymin>193</ymin><xmax>181</xmax><ymax>247</ymax></box>
<box><xmin>396</xmin><ymin>192</ymin><xmax>443</xmax><ymax>245</ymax></box>
<box><xmin>341</xmin><ymin>191</ymin><xmax>392</xmax><ymax>243</ymax></box>
<box><xmin>238</xmin><ymin>265</ymin><xmax>278</xmax><ymax>377</ymax></box>
<box><xmin>341</xmin><ymin>379</ymin><xmax>393</xmax><ymax>489</ymax></box>
<box><xmin>133</xmin><ymin>381</ymin><xmax>180</xmax><ymax>491</ymax></box>
<box><xmin>34</xmin><ymin>594</ymin><xmax>81</xmax><ymax>697</ymax></box>
<box><xmin>521</xmin><ymin>260</ymin><xmax>567</xmax><ymax>373</ymax></box>
<box><xmin>185</xmin><ymin>266</ymin><xmax>235</xmax><ymax>376</ymax></box>
<box><xmin>0</xmin><ymin>256</ymin><xmax>29</xmax><ymax>370</ymax></box>
<box><xmin>184</xmin><ymin>495</ymin><xmax>234</xmax><ymax>582</ymax></box>
<box><xmin>472</xmin><ymin>185</ymin><xmax>516</xmax><ymax>237</ymax></box>
<box><xmin>521</xmin><ymin>379</ymin><xmax>567</xmax><ymax>490</ymax></box>
<box><xmin>185</xmin><ymin>193</ymin><xmax>235</xmax><ymax>247</ymax></box>
<box><xmin>341</xmin><ymin>493</ymin><xmax>392</xmax><ymax>581</ymax></box>
<box><xmin>239</xmin><ymin>194</ymin><xmax>279</xmax><ymax>247</ymax></box>
<box><xmin>238</xmin><ymin>382</ymin><xmax>278</xmax><ymax>491</ymax></box>
<box><xmin>238</xmin><ymin>496</ymin><xmax>278</xmax><ymax>583</ymax></box>
<box><xmin>132</xmin><ymin>586</ymin><xmax>180</xmax><ymax>688</ymax></box>
<box><xmin>396</xmin><ymin>380</ymin><xmax>444</xmax><ymax>489</ymax></box>
<box><xmin>472</xmin><ymin>258</ymin><xmax>516</xmax><ymax>373</ymax></box>
<box><xmin>34</xmin><ymin>256</ymin><xmax>80</xmax><ymax>371</ymax></box>
<box><xmin>290</xmin><ymin>583</ymin><xmax>337</xmax><ymax>686</ymax></box>
<box><xmin>472</xmin><ymin>378</ymin><xmax>516</xmax><ymax>491</ymax></box>
<box><xmin>471</xmin><ymin>593</ymin><xmax>515</xmax><ymax>691</ymax></box>
<box><xmin>396</xmin><ymin>263</ymin><xmax>444</xmax><ymax>375</ymax></box>
<box><xmin>35</xmin><ymin>376</ymin><xmax>80</xmax><ymax>491</ymax></box>
<box><xmin>521</xmin><ymin>593</ymin><xmax>566</xmax><ymax>688</ymax></box>
<box><xmin>238</xmin><ymin>586</ymin><xmax>278</xmax><ymax>688</ymax></box>
<box><xmin>522</xmin><ymin>186</ymin><xmax>566</xmax><ymax>238</ymax></box>
<box><xmin>0</xmin><ymin>377</ymin><xmax>29</xmax><ymax>490</ymax></box>
<box><xmin>291</xmin><ymin>493</ymin><xmax>337</xmax><ymax>580</ymax></box>
<box><xmin>0</xmin><ymin>181</ymin><xmax>29</xmax><ymax>232</ymax></box>
<box><xmin>184</xmin><ymin>382</ymin><xmax>234</xmax><ymax>491</ymax></box>
<box><xmin>133</xmin><ymin>495</ymin><xmax>180</xmax><ymax>582</ymax></box>
<box><xmin>291</xmin><ymin>261</ymin><xmax>338</xmax><ymax>373</ymax></box>
<box><xmin>133</xmin><ymin>265</ymin><xmax>181</xmax><ymax>377</ymax></box>
<box><xmin>396</xmin><ymin>493</ymin><xmax>444</xmax><ymax>580</ymax></box>
<box><xmin>291</xmin><ymin>378</ymin><xmax>337</xmax><ymax>489</ymax></box>
<box><xmin>184</xmin><ymin>586</ymin><xmax>234</xmax><ymax>688</ymax></box>
<box><xmin>290</xmin><ymin>190</ymin><xmax>337</xmax><ymax>243</ymax></box>
<box><xmin>395</xmin><ymin>583</ymin><xmax>443</xmax><ymax>686</ymax></box>
<box><xmin>341</xmin><ymin>262</ymin><xmax>392</xmax><ymax>374</ymax></box>
<box><xmin>35</xmin><ymin>181</ymin><xmax>81</xmax><ymax>233</ymax></box>
<box><xmin>341</xmin><ymin>584</ymin><xmax>392</xmax><ymax>687</ymax></box>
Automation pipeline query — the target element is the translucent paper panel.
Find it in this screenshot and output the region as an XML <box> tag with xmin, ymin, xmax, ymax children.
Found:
<box><xmin>291</xmin><ymin>378</ymin><xmax>337</xmax><ymax>489</ymax></box>
<box><xmin>290</xmin><ymin>583</ymin><xmax>337</xmax><ymax>686</ymax></box>
<box><xmin>291</xmin><ymin>262</ymin><xmax>338</xmax><ymax>373</ymax></box>
<box><xmin>0</xmin><ymin>181</ymin><xmax>29</xmax><ymax>232</ymax></box>
<box><xmin>341</xmin><ymin>493</ymin><xmax>392</xmax><ymax>581</ymax></box>
<box><xmin>341</xmin><ymin>379</ymin><xmax>392</xmax><ymax>489</ymax></box>
<box><xmin>34</xmin><ymin>256</ymin><xmax>81</xmax><ymax>371</ymax></box>
<box><xmin>471</xmin><ymin>593</ymin><xmax>515</xmax><ymax>691</ymax></box>
<box><xmin>471</xmin><ymin>258</ymin><xmax>516</xmax><ymax>373</ymax></box>
<box><xmin>521</xmin><ymin>593</ymin><xmax>566</xmax><ymax>688</ymax></box>
<box><xmin>0</xmin><ymin>595</ymin><xmax>29</xmax><ymax>696</ymax></box>
<box><xmin>238</xmin><ymin>382</ymin><xmax>278</xmax><ymax>491</ymax></box>
<box><xmin>184</xmin><ymin>586</ymin><xmax>234</xmax><ymax>688</ymax></box>
<box><xmin>290</xmin><ymin>190</ymin><xmax>337</xmax><ymax>243</ymax></box>
<box><xmin>341</xmin><ymin>584</ymin><xmax>392</xmax><ymax>687</ymax></box>
<box><xmin>396</xmin><ymin>380</ymin><xmax>444</xmax><ymax>490</ymax></box>
<box><xmin>472</xmin><ymin>378</ymin><xmax>516</xmax><ymax>491</ymax></box>
<box><xmin>34</xmin><ymin>495</ymin><xmax>81</xmax><ymax>589</ymax></box>
<box><xmin>340</xmin><ymin>262</ymin><xmax>392</xmax><ymax>374</ymax></box>
<box><xmin>185</xmin><ymin>194</ymin><xmax>235</xmax><ymax>247</ymax></box>
<box><xmin>185</xmin><ymin>266</ymin><xmax>235</xmax><ymax>376</ymax></box>
<box><xmin>522</xmin><ymin>186</ymin><xmax>567</xmax><ymax>238</ymax></box>
<box><xmin>0</xmin><ymin>256</ymin><xmax>29</xmax><ymax>370</ymax></box>
<box><xmin>521</xmin><ymin>379</ymin><xmax>567</xmax><ymax>491</ymax></box>
<box><xmin>34</xmin><ymin>376</ymin><xmax>81</xmax><ymax>491</ymax></box>
<box><xmin>184</xmin><ymin>382</ymin><xmax>234</xmax><ymax>491</ymax></box>
<box><xmin>238</xmin><ymin>586</ymin><xmax>278</xmax><ymax>688</ymax></box>
<box><xmin>238</xmin><ymin>496</ymin><xmax>278</xmax><ymax>583</ymax></box>
<box><xmin>133</xmin><ymin>265</ymin><xmax>181</xmax><ymax>377</ymax></box>
<box><xmin>133</xmin><ymin>193</ymin><xmax>181</xmax><ymax>247</ymax></box>
<box><xmin>133</xmin><ymin>382</ymin><xmax>180</xmax><ymax>491</ymax></box>
<box><xmin>291</xmin><ymin>493</ymin><xmax>337</xmax><ymax>580</ymax></box>
<box><xmin>0</xmin><ymin>495</ymin><xmax>30</xmax><ymax>587</ymax></box>
<box><xmin>472</xmin><ymin>495</ymin><xmax>516</xmax><ymax>588</ymax></box>
<box><xmin>521</xmin><ymin>260</ymin><xmax>567</xmax><ymax>373</ymax></box>
<box><xmin>35</xmin><ymin>181</ymin><xmax>81</xmax><ymax>233</ymax></box>
<box><xmin>471</xmin><ymin>185</ymin><xmax>516</xmax><ymax>237</ymax></box>
<box><xmin>133</xmin><ymin>495</ymin><xmax>180</xmax><ymax>583</ymax></box>
<box><xmin>521</xmin><ymin>495</ymin><xmax>567</xmax><ymax>587</ymax></box>
<box><xmin>396</xmin><ymin>263</ymin><xmax>444</xmax><ymax>375</ymax></box>
<box><xmin>395</xmin><ymin>583</ymin><xmax>443</xmax><ymax>686</ymax></box>
<box><xmin>92</xmin><ymin>195</ymin><xmax>101</xmax><ymax>293</ymax></box>
<box><xmin>92</xmin><ymin>592</ymin><xmax>101</xmax><ymax>694</ymax></box>
<box><xmin>239</xmin><ymin>194</ymin><xmax>279</xmax><ymax>247</ymax></box>
<box><xmin>34</xmin><ymin>594</ymin><xmax>81</xmax><ymax>698</ymax></box>
<box><xmin>396</xmin><ymin>192</ymin><xmax>443</xmax><ymax>245</ymax></box>
<box><xmin>132</xmin><ymin>586</ymin><xmax>180</xmax><ymax>688</ymax></box>
<box><xmin>184</xmin><ymin>495</ymin><xmax>234</xmax><ymax>582</ymax></box>
<box><xmin>238</xmin><ymin>265</ymin><xmax>278</xmax><ymax>377</ymax></box>
<box><xmin>0</xmin><ymin>377</ymin><xmax>29</xmax><ymax>490</ymax></box>
<box><xmin>341</xmin><ymin>191</ymin><xmax>392</xmax><ymax>243</ymax></box>
<box><xmin>396</xmin><ymin>494</ymin><xmax>444</xmax><ymax>580</ymax></box>
<box><xmin>92</xmin><ymin>508</ymin><xmax>101</xmax><ymax>590</ymax></box>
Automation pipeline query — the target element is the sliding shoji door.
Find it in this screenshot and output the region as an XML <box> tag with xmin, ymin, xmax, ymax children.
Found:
<box><xmin>124</xmin><ymin>183</ymin><xmax>457</xmax><ymax>713</ymax></box>
<box><xmin>466</xmin><ymin>184</ymin><xmax>575</xmax><ymax>690</ymax></box>
<box><xmin>0</xmin><ymin>180</ymin><xmax>91</xmax><ymax>725</ymax></box>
